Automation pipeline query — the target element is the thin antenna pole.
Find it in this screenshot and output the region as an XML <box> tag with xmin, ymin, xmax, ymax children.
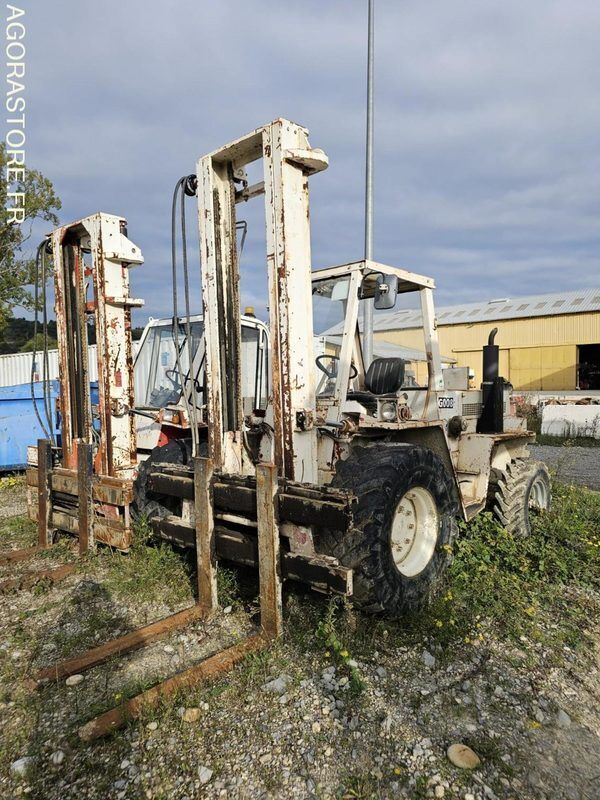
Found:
<box><xmin>363</xmin><ymin>0</ymin><xmax>375</xmax><ymax>367</ymax></box>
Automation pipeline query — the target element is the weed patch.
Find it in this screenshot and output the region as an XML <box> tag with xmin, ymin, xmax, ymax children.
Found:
<box><xmin>102</xmin><ymin>518</ymin><xmax>193</xmax><ymax>608</ymax></box>
<box><xmin>409</xmin><ymin>482</ymin><xmax>600</xmax><ymax>651</ymax></box>
<box><xmin>0</xmin><ymin>514</ymin><xmax>36</xmax><ymax>549</ymax></box>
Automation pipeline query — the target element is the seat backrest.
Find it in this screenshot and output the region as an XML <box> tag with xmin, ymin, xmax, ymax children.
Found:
<box><xmin>364</xmin><ymin>357</ymin><xmax>405</xmax><ymax>395</ymax></box>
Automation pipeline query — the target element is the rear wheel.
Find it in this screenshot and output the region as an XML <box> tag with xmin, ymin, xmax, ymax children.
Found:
<box><xmin>488</xmin><ymin>458</ymin><xmax>551</xmax><ymax>536</ymax></box>
<box><xmin>317</xmin><ymin>444</ymin><xmax>459</xmax><ymax>616</ymax></box>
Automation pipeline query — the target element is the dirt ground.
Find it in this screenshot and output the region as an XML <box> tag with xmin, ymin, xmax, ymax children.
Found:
<box><xmin>529</xmin><ymin>444</ymin><xmax>600</xmax><ymax>491</ymax></box>
<box><xmin>0</xmin><ymin>477</ymin><xmax>598</xmax><ymax>800</ymax></box>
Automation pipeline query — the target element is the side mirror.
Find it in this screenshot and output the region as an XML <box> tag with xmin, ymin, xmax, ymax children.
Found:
<box><xmin>374</xmin><ymin>275</ymin><xmax>398</xmax><ymax>310</ymax></box>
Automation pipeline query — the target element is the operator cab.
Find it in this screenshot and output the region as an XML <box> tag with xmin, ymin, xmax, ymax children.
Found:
<box><xmin>311</xmin><ymin>260</ymin><xmax>438</xmax><ymax>419</ymax></box>
<box><xmin>133</xmin><ymin>313</ymin><xmax>269</xmax><ymax>452</ymax></box>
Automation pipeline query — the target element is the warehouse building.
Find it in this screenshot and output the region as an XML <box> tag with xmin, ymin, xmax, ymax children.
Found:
<box><xmin>324</xmin><ymin>288</ymin><xmax>600</xmax><ymax>391</ymax></box>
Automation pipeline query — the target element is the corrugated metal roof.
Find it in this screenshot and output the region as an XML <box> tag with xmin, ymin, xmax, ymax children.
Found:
<box><xmin>323</xmin><ymin>288</ymin><xmax>600</xmax><ymax>335</ymax></box>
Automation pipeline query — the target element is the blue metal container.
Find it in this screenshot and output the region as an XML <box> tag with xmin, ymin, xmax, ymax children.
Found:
<box><xmin>0</xmin><ymin>381</ymin><xmax>60</xmax><ymax>472</ymax></box>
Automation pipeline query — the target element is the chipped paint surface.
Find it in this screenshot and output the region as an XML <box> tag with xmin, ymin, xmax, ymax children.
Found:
<box><xmin>197</xmin><ymin>119</ymin><xmax>325</xmax><ymax>482</ymax></box>
<box><xmin>38</xmin><ymin>214</ymin><xmax>144</xmax><ymax>550</ymax></box>
<box><xmin>51</xmin><ymin>213</ymin><xmax>142</xmax><ymax>477</ymax></box>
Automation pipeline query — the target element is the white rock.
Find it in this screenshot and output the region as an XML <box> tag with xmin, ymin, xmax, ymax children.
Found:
<box><xmin>50</xmin><ymin>750</ymin><xmax>65</xmax><ymax>766</ymax></box>
<box><xmin>198</xmin><ymin>766</ymin><xmax>213</xmax><ymax>784</ymax></box>
<box><xmin>381</xmin><ymin>714</ymin><xmax>393</xmax><ymax>734</ymax></box>
<box><xmin>163</xmin><ymin>645</ymin><xmax>175</xmax><ymax>654</ymax></box>
<box><xmin>261</xmin><ymin>674</ymin><xmax>292</xmax><ymax>695</ymax></box>
<box><xmin>422</xmin><ymin>650</ymin><xmax>436</xmax><ymax>668</ymax></box>
<box><xmin>447</xmin><ymin>743</ymin><xmax>481</xmax><ymax>769</ymax></box>
<box><xmin>435</xmin><ymin>786</ymin><xmax>445</xmax><ymax>798</ymax></box>
<box><xmin>376</xmin><ymin>666</ymin><xmax>387</xmax><ymax>679</ymax></box>
<box><xmin>65</xmin><ymin>674</ymin><xmax>84</xmax><ymax>687</ymax></box>
<box><xmin>146</xmin><ymin>721</ymin><xmax>158</xmax><ymax>731</ymax></box>
<box><xmin>556</xmin><ymin>709</ymin><xmax>571</xmax><ymax>728</ymax></box>
<box><xmin>223</xmin><ymin>605</ymin><xmax>233</xmax><ymax>614</ymax></box>
<box><xmin>312</xmin><ymin>721</ymin><xmax>321</xmax><ymax>734</ymax></box>
<box><xmin>182</xmin><ymin>707</ymin><xmax>202</xmax><ymax>723</ymax></box>
<box><xmin>10</xmin><ymin>756</ymin><xmax>33</xmax><ymax>777</ymax></box>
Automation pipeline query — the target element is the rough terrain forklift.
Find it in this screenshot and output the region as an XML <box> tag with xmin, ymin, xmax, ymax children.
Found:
<box><xmin>135</xmin><ymin>118</ymin><xmax>551</xmax><ymax>616</ymax></box>
<box><xmin>16</xmin><ymin>118</ymin><xmax>552</xmax><ymax>741</ymax></box>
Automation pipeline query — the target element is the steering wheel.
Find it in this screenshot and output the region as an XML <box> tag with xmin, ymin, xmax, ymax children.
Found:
<box><xmin>315</xmin><ymin>354</ymin><xmax>358</xmax><ymax>380</ymax></box>
<box><xmin>165</xmin><ymin>369</ymin><xmax>204</xmax><ymax>397</ymax></box>
<box><xmin>164</xmin><ymin>368</ymin><xmax>182</xmax><ymax>389</ymax></box>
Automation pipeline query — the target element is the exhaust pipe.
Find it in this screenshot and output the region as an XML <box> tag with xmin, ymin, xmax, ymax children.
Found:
<box><xmin>482</xmin><ymin>327</ymin><xmax>499</xmax><ymax>384</ymax></box>
<box><xmin>477</xmin><ymin>327</ymin><xmax>504</xmax><ymax>434</ymax></box>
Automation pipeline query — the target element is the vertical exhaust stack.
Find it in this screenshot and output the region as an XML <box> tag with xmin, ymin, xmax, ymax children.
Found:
<box><xmin>477</xmin><ymin>328</ymin><xmax>504</xmax><ymax>434</ymax></box>
<box><xmin>482</xmin><ymin>327</ymin><xmax>499</xmax><ymax>385</ymax></box>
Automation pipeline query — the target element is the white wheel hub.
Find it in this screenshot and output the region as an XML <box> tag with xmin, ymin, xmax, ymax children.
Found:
<box><xmin>390</xmin><ymin>486</ymin><xmax>440</xmax><ymax>577</ymax></box>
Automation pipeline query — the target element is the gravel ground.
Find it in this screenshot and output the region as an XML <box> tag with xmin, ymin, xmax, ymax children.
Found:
<box><xmin>530</xmin><ymin>445</ymin><xmax>600</xmax><ymax>491</ymax></box>
<box><xmin>1</xmin><ymin>480</ymin><xmax>598</xmax><ymax>800</ymax></box>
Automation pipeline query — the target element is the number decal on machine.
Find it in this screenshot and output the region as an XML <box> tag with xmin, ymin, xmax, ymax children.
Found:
<box><xmin>438</xmin><ymin>397</ymin><xmax>455</xmax><ymax>409</ymax></box>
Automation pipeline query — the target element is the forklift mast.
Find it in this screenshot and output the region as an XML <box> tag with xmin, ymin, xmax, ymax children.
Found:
<box><xmin>52</xmin><ymin>213</ymin><xmax>144</xmax><ymax>476</ymax></box>
<box><xmin>196</xmin><ymin>119</ymin><xmax>328</xmax><ymax>483</ymax></box>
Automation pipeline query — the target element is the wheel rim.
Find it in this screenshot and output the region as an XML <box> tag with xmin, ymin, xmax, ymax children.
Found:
<box><xmin>529</xmin><ymin>474</ymin><xmax>550</xmax><ymax>511</ymax></box>
<box><xmin>390</xmin><ymin>486</ymin><xmax>440</xmax><ymax>577</ymax></box>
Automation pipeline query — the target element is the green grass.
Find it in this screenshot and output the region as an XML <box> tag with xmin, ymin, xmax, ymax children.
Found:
<box><xmin>102</xmin><ymin>518</ymin><xmax>193</xmax><ymax>608</ymax></box>
<box><xmin>410</xmin><ymin>481</ymin><xmax>600</xmax><ymax>651</ymax></box>
<box><xmin>0</xmin><ymin>473</ymin><xmax>23</xmax><ymax>490</ymax></box>
<box><xmin>0</xmin><ymin>514</ymin><xmax>36</xmax><ymax>550</ymax></box>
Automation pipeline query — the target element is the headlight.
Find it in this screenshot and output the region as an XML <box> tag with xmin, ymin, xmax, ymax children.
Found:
<box><xmin>380</xmin><ymin>401</ymin><xmax>397</xmax><ymax>421</ymax></box>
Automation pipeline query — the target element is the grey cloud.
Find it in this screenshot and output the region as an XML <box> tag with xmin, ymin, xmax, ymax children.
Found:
<box><xmin>19</xmin><ymin>0</ymin><xmax>600</xmax><ymax>325</ymax></box>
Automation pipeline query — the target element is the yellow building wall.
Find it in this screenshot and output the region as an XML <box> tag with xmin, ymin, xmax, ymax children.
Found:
<box><xmin>376</xmin><ymin>311</ymin><xmax>599</xmax><ymax>390</ymax></box>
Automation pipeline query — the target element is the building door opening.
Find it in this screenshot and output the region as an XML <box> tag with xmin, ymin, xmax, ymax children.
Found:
<box><xmin>577</xmin><ymin>344</ymin><xmax>600</xmax><ymax>390</ymax></box>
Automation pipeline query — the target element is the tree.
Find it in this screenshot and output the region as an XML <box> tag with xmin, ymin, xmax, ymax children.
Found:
<box><xmin>0</xmin><ymin>142</ymin><xmax>61</xmax><ymax>337</ymax></box>
<box><xmin>20</xmin><ymin>332</ymin><xmax>58</xmax><ymax>352</ymax></box>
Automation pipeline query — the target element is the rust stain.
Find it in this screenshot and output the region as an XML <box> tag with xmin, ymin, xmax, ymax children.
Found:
<box><xmin>78</xmin><ymin>634</ymin><xmax>267</xmax><ymax>741</ymax></box>
<box><xmin>33</xmin><ymin>605</ymin><xmax>206</xmax><ymax>686</ymax></box>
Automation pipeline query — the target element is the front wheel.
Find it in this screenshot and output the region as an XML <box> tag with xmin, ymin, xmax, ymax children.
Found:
<box><xmin>317</xmin><ymin>444</ymin><xmax>459</xmax><ymax>616</ymax></box>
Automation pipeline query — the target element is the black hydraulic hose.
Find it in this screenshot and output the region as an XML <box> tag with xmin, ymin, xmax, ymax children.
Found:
<box><xmin>170</xmin><ymin>176</ymin><xmax>197</xmax><ymax>454</ymax></box>
<box><xmin>40</xmin><ymin>243</ymin><xmax>54</xmax><ymax>442</ymax></box>
<box><xmin>30</xmin><ymin>240</ymin><xmax>52</xmax><ymax>440</ymax></box>
<box><xmin>180</xmin><ymin>176</ymin><xmax>200</xmax><ymax>453</ymax></box>
<box><xmin>237</xmin><ymin>219</ymin><xmax>248</xmax><ymax>256</ymax></box>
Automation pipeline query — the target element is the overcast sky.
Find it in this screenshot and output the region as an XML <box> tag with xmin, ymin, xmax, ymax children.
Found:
<box><xmin>21</xmin><ymin>0</ymin><xmax>600</xmax><ymax>327</ymax></box>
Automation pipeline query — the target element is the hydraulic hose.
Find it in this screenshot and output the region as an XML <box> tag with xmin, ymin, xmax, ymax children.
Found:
<box><xmin>180</xmin><ymin>175</ymin><xmax>200</xmax><ymax>453</ymax></box>
<box><xmin>30</xmin><ymin>239</ymin><xmax>54</xmax><ymax>442</ymax></box>
<box><xmin>40</xmin><ymin>241</ymin><xmax>54</xmax><ymax>440</ymax></box>
<box><xmin>170</xmin><ymin>176</ymin><xmax>199</xmax><ymax>456</ymax></box>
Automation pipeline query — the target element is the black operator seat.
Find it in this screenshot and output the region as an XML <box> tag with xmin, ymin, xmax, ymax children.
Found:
<box><xmin>347</xmin><ymin>357</ymin><xmax>405</xmax><ymax>405</ymax></box>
